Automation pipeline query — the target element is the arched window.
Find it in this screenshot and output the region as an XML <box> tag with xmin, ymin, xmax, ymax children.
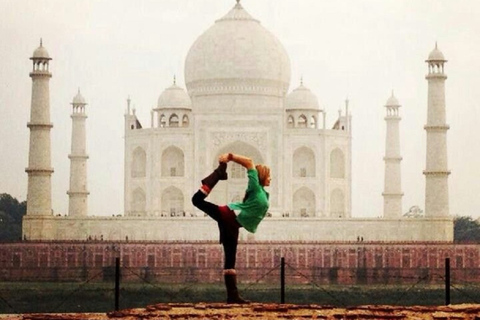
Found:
<box><xmin>182</xmin><ymin>115</ymin><xmax>189</xmax><ymax>127</ymax></box>
<box><xmin>169</xmin><ymin>114</ymin><xmax>179</xmax><ymax>127</ymax></box>
<box><xmin>161</xmin><ymin>146</ymin><xmax>184</xmax><ymax>177</ymax></box>
<box><xmin>159</xmin><ymin>114</ymin><xmax>167</xmax><ymax>127</ymax></box>
<box><xmin>330</xmin><ymin>148</ymin><xmax>345</xmax><ymax>178</ymax></box>
<box><xmin>298</xmin><ymin>115</ymin><xmax>307</xmax><ymax>128</ymax></box>
<box><xmin>211</xmin><ymin>140</ymin><xmax>264</xmax><ymax>204</ymax></box>
<box><xmin>287</xmin><ymin>115</ymin><xmax>294</xmax><ymax>128</ymax></box>
<box><xmin>131</xmin><ymin>188</ymin><xmax>146</xmax><ymax>216</ymax></box>
<box><xmin>231</xmin><ymin>162</ymin><xmax>246</xmax><ymax>179</ymax></box>
<box><xmin>162</xmin><ymin>186</ymin><xmax>184</xmax><ymax>217</ymax></box>
<box><xmin>330</xmin><ymin>189</ymin><xmax>345</xmax><ymax>218</ymax></box>
<box><xmin>132</xmin><ymin>147</ymin><xmax>146</xmax><ymax>178</ymax></box>
<box><xmin>310</xmin><ymin>116</ymin><xmax>317</xmax><ymax>128</ymax></box>
<box><xmin>293</xmin><ymin>187</ymin><xmax>316</xmax><ymax>217</ymax></box>
<box><xmin>293</xmin><ymin>147</ymin><xmax>315</xmax><ymax>178</ymax></box>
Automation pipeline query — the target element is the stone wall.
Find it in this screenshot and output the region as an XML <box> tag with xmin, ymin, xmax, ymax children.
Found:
<box><xmin>1</xmin><ymin>241</ymin><xmax>478</xmax><ymax>284</ymax></box>
<box><xmin>22</xmin><ymin>216</ymin><xmax>454</xmax><ymax>242</ymax></box>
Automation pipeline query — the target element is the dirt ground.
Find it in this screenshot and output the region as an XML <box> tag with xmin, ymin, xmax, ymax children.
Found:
<box><xmin>3</xmin><ymin>303</ymin><xmax>480</xmax><ymax>320</ymax></box>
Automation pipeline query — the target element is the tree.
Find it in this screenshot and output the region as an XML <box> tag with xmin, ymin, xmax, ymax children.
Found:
<box><xmin>0</xmin><ymin>193</ymin><xmax>26</xmax><ymax>242</ymax></box>
<box><xmin>454</xmin><ymin>216</ymin><xmax>480</xmax><ymax>243</ymax></box>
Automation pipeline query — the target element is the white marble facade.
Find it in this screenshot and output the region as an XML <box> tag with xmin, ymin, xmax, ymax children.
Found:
<box><xmin>23</xmin><ymin>2</ymin><xmax>454</xmax><ymax>242</ymax></box>
<box><xmin>124</xmin><ymin>2</ymin><xmax>352</xmax><ymax>220</ymax></box>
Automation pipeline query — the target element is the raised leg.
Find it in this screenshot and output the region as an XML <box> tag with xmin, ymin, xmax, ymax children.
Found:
<box><xmin>191</xmin><ymin>190</ymin><xmax>221</xmax><ymax>222</ymax></box>
<box><xmin>201</xmin><ymin>162</ymin><xmax>228</xmax><ymax>192</ymax></box>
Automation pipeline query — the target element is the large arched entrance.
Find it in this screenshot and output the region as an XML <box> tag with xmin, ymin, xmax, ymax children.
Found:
<box><xmin>209</xmin><ymin>141</ymin><xmax>264</xmax><ymax>205</ymax></box>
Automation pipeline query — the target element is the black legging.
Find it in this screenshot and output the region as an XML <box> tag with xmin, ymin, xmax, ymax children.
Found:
<box><xmin>192</xmin><ymin>190</ymin><xmax>240</xmax><ymax>269</ymax></box>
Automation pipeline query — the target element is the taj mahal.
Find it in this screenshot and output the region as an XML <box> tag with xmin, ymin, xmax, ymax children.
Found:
<box><xmin>22</xmin><ymin>1</ymin><xmax>453</xmax><ymax>242</ymax></box>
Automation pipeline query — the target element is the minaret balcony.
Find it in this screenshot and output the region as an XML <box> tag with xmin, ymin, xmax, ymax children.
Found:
<box><xmin>383</xmin><ymin>156</ymin><xmax>402</xmax><ymax>161</ymax></box>
<box><xmin>381</xmin><ymin>192</ymin><xmax>404</xmax><ymax>197</ymax></box>
<box><xmin>425</xmin><ymin>73</ymin><xmax>447</xmax><ymax>80</ymax></box>
<box><xmin>423</xmin><ymin>124</ymin><xmax>450</xmax><ymax>131</ymax></box>
<box><xmin>29</xmin><ymin>71</ymin><xmax>52</xmax><ymax>78</ymax></box>
<box><xmin>25</xmin><ymin>167</ymin><xmax>54</xmax><ymax>174</ymax></box>
<box><xmin>67</xmin><ymin>191</ymin><xmax>90</xmax><ymax>196</ymax></box>
<box><xmin>68</xmin><ymin>154</ymin><xmax>89</xmax><ymax>160</ymax></box>
<box><xmin>27</xmin><ymin>122</ymin><xmax>53</xmax><ymax>129</ymax></box>
<box><xmin>423</xmin><ymin>170</ymin><xmax>451</xmax><ymax>176</ymax></box>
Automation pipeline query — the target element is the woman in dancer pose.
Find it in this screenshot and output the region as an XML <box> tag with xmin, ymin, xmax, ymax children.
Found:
<box><xmin>191</xmin><ymin>153</ymin><xmax>270</xmax><ymax>303</ymax></box>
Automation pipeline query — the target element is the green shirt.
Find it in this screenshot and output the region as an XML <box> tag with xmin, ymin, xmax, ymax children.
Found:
<box><xmin>228</xmin><ymin>169</ymin><xmax>269</xmax><ymax>233</ymax></box>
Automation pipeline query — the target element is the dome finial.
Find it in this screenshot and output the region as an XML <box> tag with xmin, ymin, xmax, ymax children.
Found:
<box><xmin>236</xmin><ymin>0</ymin><xmax>240</xmax><ymax>4</ymax></box>
<box><xmin>435</xmin><ymin>41</ymin><xmax>438</xmax><ymax>49</ymax></box>
<box><xmin>391</xmin><ymin>89</ymin><xmax>394</xmax><ymax>97</ymax></box>
<box><xmin>300</xmin><ymin>76</ymin><xmax>303</xmax><ymax>86</ymax></box>
<box><xmin>78</xmin><ymin>87</ymin><xmax>81</xmax><ymax>94</ymax></box>
<box><xmin>40</xmin><ymin>38</ymin><xmax>43</xmax><ymax>47</ymax></box>
<box><xmin>173</xmin><ymin>75</ymin><xmax>176</xmax><ymax>85</ymax></box>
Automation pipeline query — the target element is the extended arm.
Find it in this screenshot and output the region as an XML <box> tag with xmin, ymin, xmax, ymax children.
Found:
<box><xmin>219</xmin><ymin>153</ymin><xmax>255</xmax><ymax>170</ymax></box>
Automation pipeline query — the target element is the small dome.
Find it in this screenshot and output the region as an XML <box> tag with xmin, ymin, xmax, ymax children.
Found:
<box><xmin>32</xmin><ymin>41</ymin><xmax>51</xmax><ymax>60</ymax></box>
<box><xmin>157</xmin><ymin>83</ymin><xmax>191</xmax><ymax>109</ymax></box>
<box><xmin>72</xmin><ymin>89</ymin><xmax>86</xmax><ymax>105</ymax></box>
<box><xmin>427</xmin><ymin>43</ymin><xmax>446</xmax><ymax>61</ymax></box>
<box><xmin>386</xmin><ymin>92</ymin><xmax>400</xmax><ymax>107</ymax></box>
<box><xmin>286</xmin><ymin>83</ymin><xmax>320</xmax><ymax>111</ymax></box>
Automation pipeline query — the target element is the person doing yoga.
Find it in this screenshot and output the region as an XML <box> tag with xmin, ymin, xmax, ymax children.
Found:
<box><xmin>191</xmin><ymin>153</ymin><xmax>271</xmax><ymax>304</ymax></box>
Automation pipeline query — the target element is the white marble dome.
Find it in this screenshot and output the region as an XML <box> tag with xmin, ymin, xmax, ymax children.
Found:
<box><xmin>72</xmin><ymin>89</ymin><xmax>86</xmax><ymax>105</ymax></box>
<box><xmin>286</xmin><ymin>83</ymin><xmax>320</xmax><ymax>111</ymax></box>
<box><xmin>386</xmin><ymin>93</ymin><xmax>400</xmax><ymax>107</ymax></box>
<box><xmin>32</xmin><ymin>44</ymin><xmax>51</xmax><ymax>60</ymax></box>
<box><xmin>156</xmin><ymin>83</ymin><xmax>191</xmax><ymax>109</ymax></box>
<box><xmin>184</xmin><ymin>1</ymin><xmax>291</xmax><ymax>97</ymax></box>
<box><xmin>427</xmin><ymin>44</ymin><xmax>446</xmax><ymax>61</ymax></box>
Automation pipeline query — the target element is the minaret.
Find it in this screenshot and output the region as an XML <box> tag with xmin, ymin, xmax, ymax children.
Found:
<box><xmin>67</xmin><ymin>89</ymin><xmax>89</xmax><ymax>216</ymax></box>
<box><xmin>26</xmin><ymin>40</ymin><xmax>54</xmax><ymax>216</ymax></box>
<box><xmin>382</xmin><ymin>92</ymin><xmax>403</xmax><ymax>218</ymax></box>
<box><xmin>424</xmin><ymin>43</ymin><xmax>450</xmax><ymax>217</ymax></box>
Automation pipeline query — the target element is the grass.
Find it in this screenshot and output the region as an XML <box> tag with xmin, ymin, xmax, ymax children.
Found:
<box><xmin>1</xmin><ymin>282</ymin><xmax>480</xmax><ymax>314</ymax></box>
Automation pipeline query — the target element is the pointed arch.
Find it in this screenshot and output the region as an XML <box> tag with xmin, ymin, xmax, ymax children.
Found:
<box><xmin>287</xmin><ymin>115</ymin><xmax>294</xmax><ymax>128</ymax></box>
<box><xmin>169</xmin><ymin>114</ymin><xmax>179</xmax><ymax>127</ymax></box>
<box><xmin>214</xmin><ymin>140</ymin><xmax>264</xmax><ymax>179</ymax></box>
<box><xmin>131</xmin><ymin>188</ymin><xmax>146</xmax><ymax>216</ymax></box>
<box><xmin>310</xmin><ymin>115</ymin><xmax>317</xmax><ymax>128</ymax></box>
<box><xmin>298</xmin><ymin>115</ymin><xmax>307</xmax><ymax>128</ymax></box>
<box><xmin>182</xmin><ymin>115</ymin><xmax>189</xmax><ymax>127</ymax></box>
<box><xmin>330</xmin><ymin>148</ymin><xmax>345</xmax><ymax>178</ymax></box>
<box><xmin>159</xmin><ymin>114</ymin><xmax>167</xmax><ymax>127</ymax></box>
<box><xmin>161</xmin><ymin>146</ymin><xmax>184</xmax><ymax>177</ymax></box>
<box><xmin>162</xmin><ymin>186</ymin><xmax>184</xmax><ymax>217</ymax></box>
<box><xmin>293</xmin><ymin>146</ymin><xmax>315</xmax><ymax>177</ymax></box>
<box><xmin>132</xmin><ymin>147</ymin><xmax>146</xmax><ymax>178</ymax></box>
<box><xmin>293</xmin><ymin>187</ymin><xmax>316</xmax><ymax>217</ymax></box>
<box><xmin>330</xmin><ymin>188</ymin><xmax>345</xmax><ymax>218</ymax></box>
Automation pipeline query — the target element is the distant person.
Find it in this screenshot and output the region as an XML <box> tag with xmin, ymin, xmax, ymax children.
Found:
<box><xmin>192</xmin><ymin>153</ymin><xmax>270</xmax><ymax>304</ymax></box>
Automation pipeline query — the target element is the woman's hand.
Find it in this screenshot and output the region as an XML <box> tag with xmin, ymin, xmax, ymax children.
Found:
<box><xmin>219</xmin><ymin>153</ymin><xmax>230</xmax><ymax>163</ymax></box>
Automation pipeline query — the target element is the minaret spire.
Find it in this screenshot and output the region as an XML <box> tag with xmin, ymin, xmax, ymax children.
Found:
<box><xmin>382</xmin><ymin>92</ymin><xmax>403</xmax><ymax>218</ymax></box>
<box><xmin>424</xmin><ymin>43</ymin><xmax>450</xmax><ymax>217</ymax></box>
<box><xmin>67</xmin><ymin>90</ymin><xmax>89</xmax><ymax>216</ymax></box>
<box><xmin>345</xmin><ymin>96</ymin><xmax>350</xmax><ymax>132</ymax></box>
<box><xmin>25</xmin><ymin>42</ymin><xmax>54</xmax><ymax>219</ymax></box>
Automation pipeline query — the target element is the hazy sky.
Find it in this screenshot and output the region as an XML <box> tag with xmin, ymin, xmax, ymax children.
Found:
<box><xmin>1</xmin><ymin>0</ymin><xmax>479</xmax><ymax>218</ymax></box>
